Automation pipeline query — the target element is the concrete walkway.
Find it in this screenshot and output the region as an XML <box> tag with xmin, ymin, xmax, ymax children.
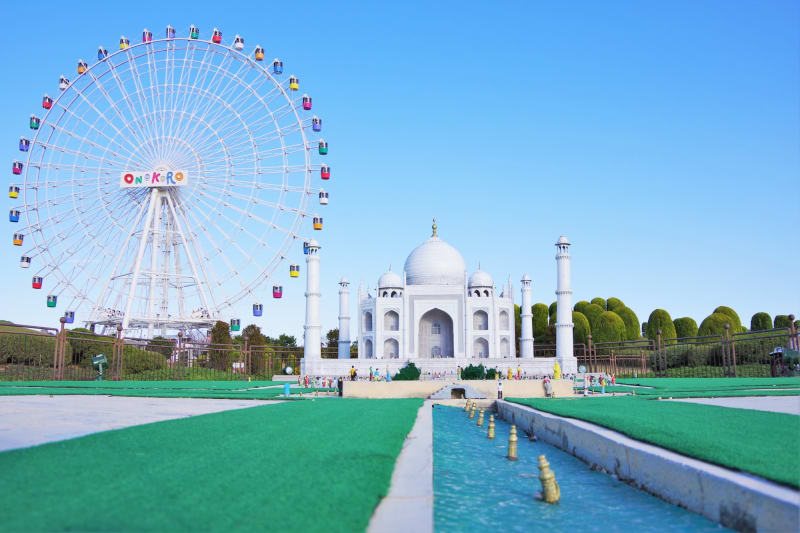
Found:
<box><xmin>667</xmin><ymin>396</ymin><xmax>800</xmax><ymax>415</ymax></box>
<box><xmin>368</xmin><ymin>401</ymin><xmax>433</xmax><ymax>533</ymax></box>
<box><xmin>0</xmin><ymin>395</ymin><xmax>278</xmax><ymax>452</ymax></box>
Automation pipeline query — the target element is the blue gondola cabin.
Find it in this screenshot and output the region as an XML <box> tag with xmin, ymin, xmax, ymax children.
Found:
<box><xmin>319</xmin><ymin>191</ymin><xmax>328</xmax><ymax>205</ymax></box>
<box><xmin>9</xmin><ymin>186</ymin><xmax>20</xmax><ymax>199</ymax></box>
<box><xmin>12</xmin><ymin>161</ymin><xmax>23</xmax><ymax>175</ymax></box>
<box><xmin>272</xmin><ymin>58</ymin><xmax>283</xmax><ymax>74</ymax></box>
<box><xmin>166</xmin><ymin>25</ymin><xmax>176</xmax><ymax>39</ymax></box>
<box><xmin>303</xmin><ymin>241</ymin><xmax>310</xmax><ymax>254</ymax></box>
<box><xmin>230</xmin><ymin>318</ymin><xmax>240</xmax><ymax>331</ymax></box>
<box><xmin>233</xmin><ymin>35</ymin><xmax>244</xmax><ymax>50</ymax></box>
<box><xmin>273</xmin><ymin>285</ymin><xmax>283</xmax><ymax>299</ymax></box>
<box><xmin>254</xmin><ymin>46</ymin><xmax>264</xmax><ymax>61</ymax></box>
<box><xmin>47</xmin><ymin>295</ymin><xmax>57</xmax><ymax>308</ymax></box>
<box><xmin>290</xmin><ymin>264</ymin><xmax>300</xmax><ymax>278</ymax></box>
<box><xmin>9</xmin><ymin>210</ymin><xmax>20</xmax><ymax>223</ymax></box>
<box><xmin>64</xmin><ymin>311</ymin><xmax>75</xmax><ymax>323</ymax></box>
<box><xmin>212</xmin><ymin>28</ymin><xmax>222</xmax><ymax>44</ymax></box>
<box><xmin>13</xmin><ymin>233</ymin><xmax>23</xmax><ymax>246</ymax></box>
<box><xmin>32</xmin><ymin>276</ymin><xmax>43</xmax><ymax>289</ymax></box>
<box><xmin>19</xmin><ymin>138</ymin><xmax>30</xmax><ymax>152</ymax></box>
<box><xmin>142</xmin><ymin>29</ymin><xmax>152</xmax><ymax>43</ymax></box>
<box><xmin>312</xmin><ymin>116</ymin><xmax>322</xmax><ymax>132</ymax></box>
<box><xmin>313</xmin><ymin>216</ymin><xmax>323</xmax><ymax>230</ymax></box>
<box><xmin>253</xmin><ymin>303</ymin><xmax>263</xmax><ymax>316</ymax></box>
<box><xmin>20</xmin><ymin>256</ymin><xmax>31</xmax><ymax>268</ymax></box>
<box><xmin>318</xmin><ymin>140</ymin><xmax>328</xmax><ymax>155</ymax></box>
<box><xmin>302</xmin><ymin>94</ymin><xmax>312</xmax><ymax>110</ymax></box>
<box><xmin>320</xmin><ymin>165</ymin><xmax>330</xmax><ymax>179</ymax></box>
<box><xmin>289</xmin><ymin>75</ymin><xmax>299</xmax><ymax>91</ymax></box>
<box><xmin>98</xmin><ymin>46</ymin><xmax>108</xmax><ymax>60</ymax></box>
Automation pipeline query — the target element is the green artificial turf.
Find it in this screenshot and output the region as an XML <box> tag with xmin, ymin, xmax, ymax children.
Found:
<box><xmin>0</xmin><ymin>398</ymin><xmax>423</xmax><ymax>532</ymax></box>
<box><xmin>617</xmin><ymin>377</ymin><xmax>800</xmax><ymax>391</ymax></box>
<box><xmin>0</xmin><ymin>385</ymin><xmax>330</xmax><ymax>400</ymax></box>
<box><xmin>508</xmin><ymin>396</ymin><xmax>800</xmax><ymax>488</ymax></box>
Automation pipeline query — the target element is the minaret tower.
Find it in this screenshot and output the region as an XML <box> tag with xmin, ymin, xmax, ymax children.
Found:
<box><xmin>555</xmin><ymin>236</ymin><xmax>575</xmax><ymax>365</ymax></box>
<box><xmin>337</xmin><ymin>277</ymin><xmax>351</xmax><ymax>359</ymax></box>
<box><xmin>303</xmin><ymin>239</ymin><xmax>321</xmax><ymax>361</ymax></box>
<box><xmin>520</xmin><ymin>274</ymin><xmax>534</xmax><ymax>358</ymax></box>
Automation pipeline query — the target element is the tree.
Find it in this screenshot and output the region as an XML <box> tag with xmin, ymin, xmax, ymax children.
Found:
<box><xmin>592</xmin><ymin>311</ymin><xmax>626</xmax><ymax>343</ymax></box>
<box><xmin>673</xmin><ymin>317</ymin><xmax>698</xmax><ymax>339</ymax></box>
<box><xmin>242</xmin><ymin>324</ymin><xmax>267</xmax><ymax>346</ymax></box>
<box><xmin>591</xmin><ymin>297</ymin><xmax>607</xmax><ymax>310</ymax></box>
<box><xmin>583</xmin><ymin>304</ymin><xmax>605</xmax><ymax>331</ymax></box>
<box><xmin>145</xmin><ymin>336</ymin><xmax>174</xmax><ymax>358</ymax></box>
<box><xmin>713</xmin><ymin>306</ymin><xmax>743</xmax><ymax>333</ymax></box>
<box><xmin>750</xmin><ymin>312</ymin><xmax>772</xmax><ymax>332</ymax></box>
<box><xmin>572</xmin><ymin>311</ymin><xmax>590</xmax><ymax>345</ymax></box>
<box><xmin>209</xmin><ymin>321</ymin><xmax>232</xmax><ymax>371</ymax></box>
<box><xmin>646</xmin><ymin>309</ymin><xmax>677</xmax><ymax>344</ymax></box>
<box><xmin>532</xmin><ymin>303</ymin><xmax>549</xmax><ymax>338</ymax></box>
<box><xmin>573</xmin><ymin>301</ymin><xmax>591</xmax><ymax>315</ymax></box>
<box><xmin>606</xmin><ymin>297</ymin><xmax>625</xmax><ymax>313</ymax></box>
<box><xmin>548</xmin><ymin>301</ymin><xmax>557</xmax><ymax>317</ymax></box>
<box><xmin>698</xmin><ymin>313</ymin><xmax>733</xmax><ymax>337</ymax></box>
<box><xmin>616</xmin><ymin>307</ymin><xmax>640</xmax><ymax>340</ymax></box>
<box><xmin>641</xmin><ymin>322</ymin><xmax>647</xmax><ymax>335</ymax></box>
<box><xmin>242</xmin><ymin>324</ymin><xmax>269</xmax><ymax>375</ymax></box>
<box><xmin>326</xmin><ymin>328</ymin><xmax>339</xmax><ymax>347</ymax></box>
<box><xmin>265</xmin><ymin>334</ymin><xmax>297</xmax><ymax>346</ymax></box>
<box><xmin>774</xmin><ymin>315</ymin><xmax>791</xmax><ymax>329</ymax></box>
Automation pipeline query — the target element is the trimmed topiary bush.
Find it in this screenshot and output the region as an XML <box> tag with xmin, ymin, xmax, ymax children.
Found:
<box><xmin>549</xmin><ymin>311</ymin><xmax>557</xmax><ymax>326</ymax></box>
<box><xmin>548</xmin><ymin>301</ymin><xmax>557</xmax><ymax>317</ymax></box>
<box><xmin>532</xmin><ymin>303</ymin><xmax>549</xmax><ymax>338</ymax></box>
<box><xmin>393</xmin><ymin>362</ymin><xmax>421</xmax><ymax>381</ymax></box>
<box><xmin>616</xmin><ymin>307</ymin><xmax>640</xmax><ymax>340</ymax></box>
<box><xmin>750</xmin><ymin>312</ymin><xmax>772</xmax><ymax>332</ymax></box>
<box><xmin>774</xmin><ymin>315</ymin><xmax>791</xmax><ymax>329</ymax></box>
<box><xmin>646</xmin><ymin>309</ymin><xmax>677</xmax><ymax>344</ymax></box>
<box><xmin>698</xmin><ymin>313</ymin><xmax>733</xmax><ymax>337</ymax></box>
<box><xmin>592</xmin><ymin>311</ymin><xmax>626</xmax><ymax>343</ymax></box>
<box><xmin>573</xmin><ymin>301</ymin><xmax>591</xmax><ymax>315</ymax></box>
<box><xmin>713</xmin><ymin>306</ymin><xmax>743</xmax><ymax>333</ymax></box>
<box><xmin>591</xmin><ymin>297</ymin><xmax>607</xmax><ymax>310</ymax></box>
<box><xmin>641</xmin><ymin>322</ymin><xmax>647</xmax><ymax>335</ymax></box>
<box><xmin>673</xmin><ymin>317</ymin><xmax>698</xmax><ymax>339</ymax></box>
<box><xmin>572</xmin><ymin>311</ymin><xmax>590</xmax><ymax>345</ymax></box>
<box><xmin>461</xmin><ymin>364</ymin><xmax>486</xmax><ymax>380</ymax></box>
<box><xmin>606</xmin><ymin>297</ymin><xmax>625</xmax><ymax>312</ymax></box>
<box><xmin>583</xmin><ymin>304</ymin><xmax>605</xmax><ymax>331</ymax></box>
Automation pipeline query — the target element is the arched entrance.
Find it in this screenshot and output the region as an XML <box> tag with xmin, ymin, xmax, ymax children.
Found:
<box><xmin>384</xmin><ymin>338</ymin><xmax>399</xmax><ymax>358</ymax></box>
<box><xmin>473</xmin><ymin>337</ymin><xmax>489</xmax><ymax>358</ymax></box>
<box><xmin>418</xmin><ymin>308</ymin><xmax>454</xmax><ymax>358</ymax></box>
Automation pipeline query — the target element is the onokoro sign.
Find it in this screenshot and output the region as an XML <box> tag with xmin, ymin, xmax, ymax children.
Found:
<box><xmin>120</xmin><ymin>170</ymin><xmax>187</xmax><ymax>188</ymax></box>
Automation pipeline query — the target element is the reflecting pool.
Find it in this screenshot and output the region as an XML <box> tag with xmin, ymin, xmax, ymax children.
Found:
<box><xmin>433</xmin><ymin>405</ymin><xmax>727</xmax><ymax>532</ymax></box>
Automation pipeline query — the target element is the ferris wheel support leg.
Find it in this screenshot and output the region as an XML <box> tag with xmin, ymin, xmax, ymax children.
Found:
<box><xmin>122</xmin><ymin>189</ymin><xmax>159</xmax><ymax>331</ymax></box>
<box><xmin>147</xmin><ymin>189</ymin><xmax>163</xmax><ymax>337</ymax></box>
<box><xmin>163</xmin><ymin>191</ymin><xmax>215</xmax><ymax>315</ymax></box>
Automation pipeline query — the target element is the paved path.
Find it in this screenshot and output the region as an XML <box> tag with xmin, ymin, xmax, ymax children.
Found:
<box><xmin>667</xmin><ymin>396</ymin><xmax>800</xmax><ymax>415</ymax></box>
<box><xmin>0</xmin><ymin>395</ymin><xmax>278</xmax><ymax>452</ymax></box>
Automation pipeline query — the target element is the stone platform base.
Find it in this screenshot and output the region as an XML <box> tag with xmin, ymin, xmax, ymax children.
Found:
<box><xmin>301</xmin><ymin>357</ymin><xmax>577</xmax><ymax>378</ymax></box>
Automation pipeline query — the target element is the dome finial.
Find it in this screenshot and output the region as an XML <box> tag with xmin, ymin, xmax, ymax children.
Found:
<box><xmin>432</xmin><ymin>217</ymin><xmax>437</xmax><ymax>237</ymax></box>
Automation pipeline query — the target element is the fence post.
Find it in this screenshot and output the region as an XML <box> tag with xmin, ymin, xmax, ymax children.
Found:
<box><xmin>176</xmin><ymin>331</ymin><xmax>183</xmax><ymax>380</ymax></box>
<box><xmin>113</xmin><ymin>325</ymin><xmax>124</xmax><ymax>380</ymax></box>
<box><xmin>53</xmin><ymin>317</ymin><xmax>66</xmax><ymax>381</ymax></box>
<box><xmin>587</xmin><ymin>335</ymin><xmax>593</xmax><ymax>373</ymax></box>
<box><xmin>656</xmin><ymin>330</ymin><xmax>663</xmax><ymax>377</ymax></box>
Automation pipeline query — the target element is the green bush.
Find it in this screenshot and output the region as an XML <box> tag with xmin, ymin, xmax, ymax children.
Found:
<box><xmin>0</xmin><ymin>331</ymin><xmax>72</xmax><ymax>366</ymax></box>
<box><xmin>673</xmin><ymin>317</ymin><xmax>699</xmax><ymax>339</ymax></box>
<box><xmin>591</xmin><ymin>297</ymin><xmax>607</xmax><ymax>310</ymax></box>
<box><xmin>774</xmin><ymin>315</ymin><xmax>791</xmax><ymax>329</ymax></box>
<box><xmin>713</xmin><ymin>306</ymin><xmax>743</xmax><ymax>333</ymax></box>
<box><xmin>66</xmin><ymin>329</ymin><xmax>113</xmax><ymax>366</ymax></box>
<box><xmin>549</xmin><ymin>311</ymin><xmax>557</xmax><ymax>326</ymax></box>
<box><xmin>460</xmin><ymin>364</ymin><xmax>486</xmax><ymax>380</ymax></box>
<box><xmin>572</xmin><ymin>311</ymin><xmax>590</xmax><ymax>345</ymax></box>
<box><xmin>698</xmin><ymin>313</ymin><xmax>733</xmax><ymax>337</ymax></box>
<box><xmin>145</xmin><ymin>336</ymin><xmax>174</xmax><ymax>358</ymax></box>
<box><xmin>646</xmin><ymin>309</ymin><xmax>677</xmax><ymax>344</ymax></box>
<box><xmin>592</xmin><ymin>311</ymin><xmax>626</xmax><ymax>343</ymax></box>
<box><xmin>606</xmin><ymin>297</ymin><xmax>625</xmax><ymax>312</ymax></box>
<box><xmin>112</xmin><ymin>345</ymin><xmax>169</xmax><ymax>375</ymax></box>
<box><xmin>583</xmin><ymin>304</ymin><xmax>605</xmax><ymax>331</ymax></box>
<box><xmin>485</xmin><ymin>367</ymin><xmax>497</xmax><ymax>379</ymax></box>
<box><xmin>532</xmin><ymin>303</ymin><xmax>549</xmax><ymax>338</ymax></box>
<box><xmin>548</xmin><ymin>301</ymin><xmax>557</xmax><ymax>317</ymax></box>
<box><xmin>641</xmin><ymin>322</ymin><xmax>647</xmax><ymax>335</ymax></box>
<box><xmin>616</xmin><ymin>307</ymin><xmax>640</xmax><ymax>340</ymax></box>
<box><xmin>393</xmin><ymin>362</ymin><xmax>421</xmax><ymax>381</ymax></box>
<box><xmin>573</xmin><ymin>301</ymin><xmax>591</xmax><ymax>315</ymax></box>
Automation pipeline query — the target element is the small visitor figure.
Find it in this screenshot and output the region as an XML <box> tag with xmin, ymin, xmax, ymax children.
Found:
<box><xmin>583</xmin><ymin>376</ymin><xmax>589</xmax><ymax>396</ymax></box>
<box><xmin>457</xmin><ymin>366</ymin><xmax>462</xmax><ymax>379</ymax></box>
<box><xmin>553</xmin><ymin>361</ymin><xmax>562</xmax><ymax>380</ymax></box>
<box><xmin>611</xmin><ymin>374</ymin><xmax>616</xmax><ymax>385</ymax></box>
<box><xmin>507</xmin><ymin>367</ymin><xmax>513</xmax><ymax>380</ymax></box>
<box><xmin>543</xmin><ymin>377</ymin><xmax>553</xmax><ymax>397</ymax></box>
<box><xmin>517</xmin><ymin>365</ymin><xmax>522</xmax><ymax>380</ymax></box>
<box><xmin>369</xmin><ymin>366</ymin><xmax>374</xmax><ymax>381</ymax></box>
<box><xmin>497</xmin><ymin>379</ymin><xmax>503</xmax><ymax>400</ymax></box>
<box><xmin>349</xmin><ymin>365</ymin><xmax>356</xmax><ymax>381</ymax></box>
<box><xmin>601</xmin><ymin>374</ymin><xmax>607</xmax><ymax>395</ymax></box>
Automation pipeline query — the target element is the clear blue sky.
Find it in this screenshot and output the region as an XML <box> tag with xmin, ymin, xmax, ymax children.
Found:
<box><xmin>1</xmin><ymin>0</ymin><xmax>798</xmax><ymax>340</ymax></box>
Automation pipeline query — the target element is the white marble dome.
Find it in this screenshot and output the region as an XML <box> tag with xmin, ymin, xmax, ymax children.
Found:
<box><xmin>404</xmin><ymin>236</ymin><xmax>466</xmax><ymax>286</ymax></box>
<box><xmin>378</xmin><ymin>269</ymin><xmax>403</xmax><ymax>288</ymax></box>
<box><xmin>468</xmin><ymin>269</ymin><xmax>493</xmax><ymax>288</ymax></box>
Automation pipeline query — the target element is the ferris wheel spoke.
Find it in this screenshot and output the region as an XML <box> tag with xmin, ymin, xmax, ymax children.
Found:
<box><xmin>194</xmin><ymin>182</ymin><xmax>305</xmax><ymax>219</ymax></box>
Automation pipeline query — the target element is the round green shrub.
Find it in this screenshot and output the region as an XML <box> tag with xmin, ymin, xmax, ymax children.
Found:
<box><xmin>606</xmin><ymin>297</ymin><xmax>625</xmax><ymax>312</ymax></box>
<box><xmin>616</xmin><ymin>307</ymin><xmax>640</xmax><ymax>340</ymax></box>
<box><xmin>713</xmin><ymin>306</ymin><xmax>743</xmax><ymax>332</ymax></box>
<box><xmin>532</xmin><ymin>303</ymin><xmax>549</xmax><ymax>338</ymax></box>
<box><xmin>774</xmin><ymin>315</ymin><xmax>791</xmax><ymax>329</ymax></box>
<box><xmin>573</xmin><ymin>301</ymin><xmax>591</xmax><ymax>315</ymax></box>
<box><xmin>460</xmin><ymin>364</ymin><xmax>486</xmax><ymax>380</ymax></box>
<box><xmin>591</xmin><ymin>297</ymin><xmax>607</xmax><ymax>310</ymax></box>
<box><xmin>393</xmin><ymin>362</ymin><xmax>421</xmax><ymax>381</ymax></box>
<box><xmin>646</xmin><ymin>309</ymin><xmax>677</xmax><ymax>344</ymax></box>
<box><xmin>583</xmin><ymin>304</ymin><xmax>605</xmax><ymax>331</ymax></box>
<box><xmin>572</xmin><ymin>311</ymin><xmax>590</xmax><ymax>345</ymax></box>
<box><xmin>698</xmin><ymin>313</ymin><xmax>734</xmax><ymax>337</ymax></box>
<box><xmin>549</xmin><ymin>311</ymin><xmax>557</xmax><ymax>326</ymax></box>
<box><xmin>673</xmin><ymin>317</ymin><xmax>698</xmax><ymax>339</ymax></box>
<box><xmin>641</xmin><ymin>322</ymin><xmax>647</xmax><ymax>335</ymax></box>
<box><xmin>750</xmin><ymin>312</ymin><xmax>772</xmax><ymax>331</ymax></box>
<box><xmin>592</xmin><ymin>311</ymin><xmax>626</xmax><ymax>343</ymax></box>
<box><xmin>549</xmin><ymin>301</ymin><xmax>557</xmax><ymax>316</ymax></box>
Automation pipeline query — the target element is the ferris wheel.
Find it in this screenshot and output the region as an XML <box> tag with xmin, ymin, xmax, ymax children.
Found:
<box><xmin>10</xmin><ymin>25</ymin><xmax>331</xmax><ymax>336</ymax></box>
